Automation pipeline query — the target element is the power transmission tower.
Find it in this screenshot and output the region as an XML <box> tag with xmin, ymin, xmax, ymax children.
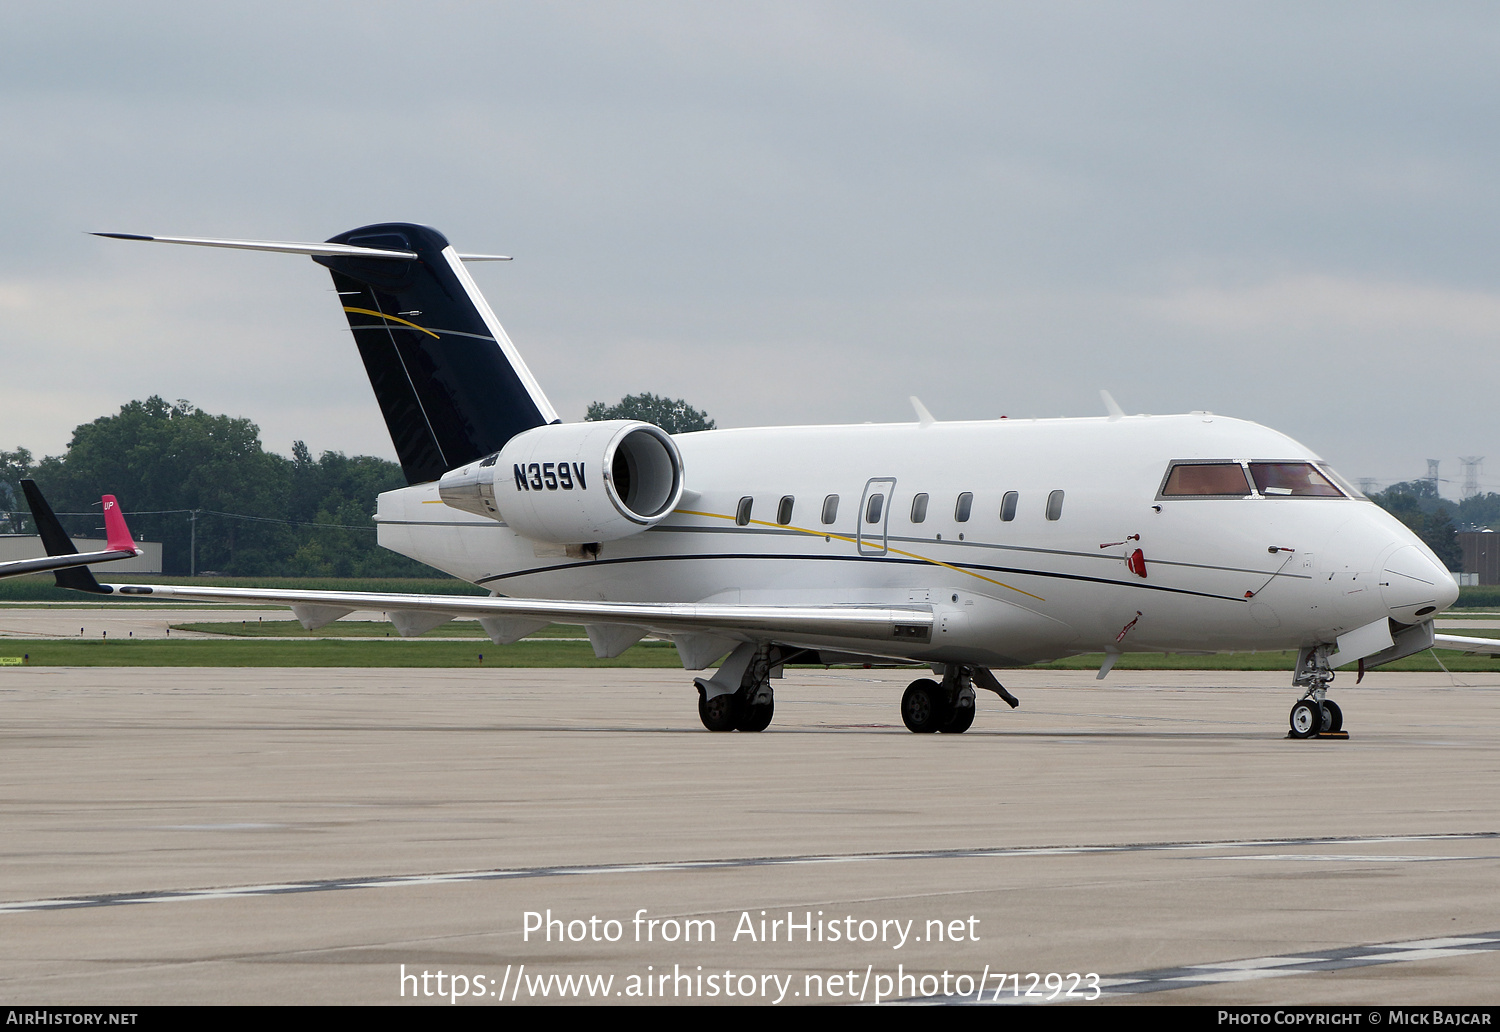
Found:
<box><xmin>1459</xmin><ymin>457</ymin><xmax>1484</xmax><ymax>501</ymax></box>
<box><xmin>1427</xmin><ymin>459</ymin><xmax>1441</xmax><ymax>494</ymax></box>
<box><xmin>1357</xmin><ymin>478</ymin><xmax>1378</xmax><ymax>497</ymax></box>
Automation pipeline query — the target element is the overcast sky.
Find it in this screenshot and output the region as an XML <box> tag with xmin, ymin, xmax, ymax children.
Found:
<box><xmin>2</xmin><ymin>2</ymin><xmax>1498</xmax><ymax>495</ymax></box>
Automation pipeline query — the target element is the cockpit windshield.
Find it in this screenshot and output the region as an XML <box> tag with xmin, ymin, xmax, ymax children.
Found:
<box><xmin>1248</xmin><ymin>462</ymin><xmax>1343</xmax><ymax>497</ymax></box>
<box><xmin>1161</xmin><ymin>463</ymin><xmax>1251</xmax><ymax>497</ymax></box>
<box><xmin>1159</xmin><ymin>460</ymin><xmax>1352</xmax><ymax>499</ymax></box>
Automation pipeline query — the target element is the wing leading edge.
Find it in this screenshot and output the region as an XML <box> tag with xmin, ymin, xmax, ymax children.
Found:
<box><xmin>94</xmin><ymin>581</ymin><xmax>935</xmax><ymax>667</ymax></box>
<box><xmin>1433</xmin><ymin>633</ymin><xmax>1500</xmax><ymax>656</ymax></box>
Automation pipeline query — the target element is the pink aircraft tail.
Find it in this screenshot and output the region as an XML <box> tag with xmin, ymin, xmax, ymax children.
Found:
<box><xmin>102</xmin><ymin>496</ymin><xmax>139</xmax><ymax>554</ymax></box>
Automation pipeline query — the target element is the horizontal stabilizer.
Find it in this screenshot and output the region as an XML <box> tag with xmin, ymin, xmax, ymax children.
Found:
<box><xmin>93</xmin><ymin>233</ymin><xmax>418</xmax><ymax>259</ymax></box>
<box><xmin>98</xmin><ymin>223</ymin><xmax>547</xmax><ymax>485</ymax></box>
<box><xmin>95</xmin><ymin>233</ymin><xmax>510</xmax><ymax>262</ymax></box>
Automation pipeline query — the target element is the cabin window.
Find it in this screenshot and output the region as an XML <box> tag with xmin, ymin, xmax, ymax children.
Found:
<box><xmin>821</xmin><ymin>494</ymin><xmax>839</xmax><ymax>525</ymax></box>
<box><xmin>1161</xmin><ymin>462</ymin><xmax>1252</xmax><ymax>497</ymax></box>
<box><xmin>1045</xmin><ymin>490</ymin><xmax>1065</xmax><ymax>521</ymax></box>
<box><xmin>736</xmin><ymin>496</ymin><xmax>753</xmax><ymax>526</ymax></box>
<box><xmin>1249</xmin><ymin>462</ymin><xmax>1344</xmax><ymax>497</ymax></box>
<box><xmin>910</xmin><ymin>493</ymin><xmax>929</xmax><ymax>523</ymax></box>
<box><xmin>1000</xmin><ymin>491</ymin><xmax>1018</xmax><ymax>522</ymax></box>
<box><xmin>777</xmin><ymin>495</ymin><xmax>794</xmax><ymax>525</ymax></box>
<box><xmin>955</xmin><ymin>492</ymin><xmax>973</xmax><ymax>522</ymax></box>
<box><xmin>865</xmin><ymin>494</ymin><xmax>884</xmax><ymax>524</ymax></box>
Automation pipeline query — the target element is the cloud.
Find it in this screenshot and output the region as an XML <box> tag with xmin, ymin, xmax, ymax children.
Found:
<box><xmin>1141</xmin><ymin>275</ymin><xmax>1500</xmax><ymax>338</ymax></box>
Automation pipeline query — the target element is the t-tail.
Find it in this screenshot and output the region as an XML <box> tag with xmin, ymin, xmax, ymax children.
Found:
<box><xmin>95</xmin><ymin>224</ymin><xmax>559</xmax><ymax>484</ymax></box>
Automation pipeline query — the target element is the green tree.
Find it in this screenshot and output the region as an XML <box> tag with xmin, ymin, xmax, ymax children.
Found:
<box><xmin>284</xmin><ymin>442</ymin><xmax>430</xmax><ymax>577</ymax></box>
<box><xmin>0</xmin><ymin>447</ymin><xmax>34</xmax><ymax>533</ymax></box>
<box><xmin>1370</xmin><ymin>480</ymin><xmax>1463</xmax><ymax>571</ymax></box>
<box><xmin>1457</xmin><ymin>491</ymin><xmax>1500</xmax><ymax>530</ymax></box>
<box><xmin>20</xmin><ymin>399</ymin><xmax>438</xmax><ymax>577</ymax></box>
<box><xmin>585</xmin><ymin>393</ymin><xmax>715</xmax><ymax>434</ymax></box>
<box><xmin>31</xmin><ymin>397</ymin><xmax>290</xmax><ymax>575</ymax></box>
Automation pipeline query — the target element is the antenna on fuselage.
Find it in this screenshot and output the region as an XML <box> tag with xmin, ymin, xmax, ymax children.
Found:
<box><xmin>1100</xmin><ymin>390</ymin><xmax>1125</xmax><ymax>420</ymax></box>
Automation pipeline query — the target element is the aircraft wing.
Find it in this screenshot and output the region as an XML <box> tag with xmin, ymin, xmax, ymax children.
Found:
<box><xmin>0</xmin><ymin>482</ymin><xmax>141</xmax><ymax>582</ymax></box>
<box><xmin>1433</xmin><ymin>633</ymin><xmax>1500</xmax><ymax>656</ymax></box>
<box><xmin>85</xmin><ymin>580</ymin><xmax>933</xmax><ymax>665</ymax></box>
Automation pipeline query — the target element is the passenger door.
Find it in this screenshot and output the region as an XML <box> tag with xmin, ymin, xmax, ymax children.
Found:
<box><xmin>857</xmin><ymin>477</ymin><xmax>897</xmax><ymax>556</ymax></box>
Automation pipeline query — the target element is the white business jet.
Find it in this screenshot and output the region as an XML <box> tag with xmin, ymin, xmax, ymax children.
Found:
<box><xmin>84</xmin><ymin>225</ymin><xmax>1489</xmax><ymax>737</ymax></box>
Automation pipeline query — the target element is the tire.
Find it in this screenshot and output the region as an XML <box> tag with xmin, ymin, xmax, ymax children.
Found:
<box><xmin>901</xmin><ymin>679</ymin><xmax>948</xmax><ymax>733</ymax></box>
<box><xmin>698</xmin><ymin>689</ymin><xmax>740</xmax><ymax>732</ymax></box>
<box><xmin>941</xmin><ymin>700</ymin><xmax>975</xmax><ymax>733</ymax></box>
<box><xmin>1289</xmin><ymin>699</ymin><xmax>1320</xmax><ymax>739</ymax></box>
<box><xmin>736</xmin><ymin>698</ymin><xmax>774</xmax><ymax>732</ymax></box>
<box><xmin>1320</xmin><ymin>700</ymin><xmax>1343</xmax><ymax>734</ymax></box>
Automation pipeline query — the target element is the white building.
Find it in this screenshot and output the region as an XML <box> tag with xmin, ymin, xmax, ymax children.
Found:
<box><xmin>0</xmin><ymin>535</ymin><xmax>163</xmax><ymax>574</ymax></box>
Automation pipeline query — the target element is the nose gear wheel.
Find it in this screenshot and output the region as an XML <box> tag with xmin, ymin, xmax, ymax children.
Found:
<box><xmin>1289</xmin><ymin>699</ymin><xmax>1320</xmax><ymax>739</ymax></box>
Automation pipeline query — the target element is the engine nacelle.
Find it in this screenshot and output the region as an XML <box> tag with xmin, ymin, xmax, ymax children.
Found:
<box><xmin>437</xmin><ymin>420</ymin><xmax>685</xmax><ymax>543</ymax></box>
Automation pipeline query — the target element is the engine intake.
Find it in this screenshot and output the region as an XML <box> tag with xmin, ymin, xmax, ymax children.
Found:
<box><xmin>438</xmin><ymin>420</ymin><xmax>685</xmax><ymax>543</ymax></box>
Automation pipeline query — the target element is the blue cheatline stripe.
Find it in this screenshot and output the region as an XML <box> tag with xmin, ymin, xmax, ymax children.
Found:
<box><xmin>472</xmin><ymin>550</ymin><xmax>1255</xmax><ymax>604</ymax></box>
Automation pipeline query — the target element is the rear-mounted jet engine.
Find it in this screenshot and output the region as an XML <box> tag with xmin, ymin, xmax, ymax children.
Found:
<box><xmin>438</xmin><ymin>419</ymin><xmax>684</xmax><ymax>544</ymax></box>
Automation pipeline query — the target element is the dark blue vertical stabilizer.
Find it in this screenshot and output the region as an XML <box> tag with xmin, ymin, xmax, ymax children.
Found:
<box><xmin>315</xmin><ymin>223</ymin><xmax>554</xmax><ymax>485</ymax></box>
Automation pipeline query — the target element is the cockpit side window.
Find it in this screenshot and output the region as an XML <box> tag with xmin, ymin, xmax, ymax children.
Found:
<box><xmin>1319</xmin><ymin>465</ymin><xmax>1365</xmax><ymax>499</ymax></box>
<box><xmin>1161</xmin><ymin>462</ymin><xmax>1252</xmax><ymax>497</ymax></box>
<box><xmin>1249</xmin><ymin>462</ymin><xmax>1344</xmax><ymax>497</ymax></box>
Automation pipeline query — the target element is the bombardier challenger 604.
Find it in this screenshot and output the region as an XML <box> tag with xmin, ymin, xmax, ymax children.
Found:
<box><xmin>73</xmin><ymin>224</ymin><xmax>1488</xmax><ymax>737</ymax></box>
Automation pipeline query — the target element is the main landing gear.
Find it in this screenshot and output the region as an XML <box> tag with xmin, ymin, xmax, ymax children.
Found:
<box><xmin>900</xmin><ymin>664</ymin><xmax>1018</xmax><ymax>734</ymax></box>
<box><xmin>695</xmin><ymin>643</ymin><xmax>777</xmax><ymax>732</ymax></box>
<box><xmin>1288</xmin><ymin>644</ymin><xmax>1347</xmax><ymax>739</ymax></box>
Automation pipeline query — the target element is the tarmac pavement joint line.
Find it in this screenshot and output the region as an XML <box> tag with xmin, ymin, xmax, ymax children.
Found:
<box><xmin>2</xmin><ymin>830</ymin><xmax>1495</xmax><ymax>915</ymax></box>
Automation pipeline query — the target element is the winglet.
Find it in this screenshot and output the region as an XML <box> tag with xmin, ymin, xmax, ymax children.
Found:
<box><xmin>909</xmin><ymin>396</ymin><xmax>936</xmax><ymax>427</ymax></box>
<box><xmin>1100</xmin><ymin>390</ymin><xmax>1125</xmax><ymax>420</ymax></box>
<box><xmin>102</xmin><ymin>496</ymin><xmax>140</xmax><ymax>554</ymax></box>
<box><xmin>19</xmin><ymin>480</ymin><xmax>110</xmax><ymax>593</ymax></box>
<box><xmin>21</xmin><ymin>480</ymin><xmax>77</xmax><ymax>558</ymax></box>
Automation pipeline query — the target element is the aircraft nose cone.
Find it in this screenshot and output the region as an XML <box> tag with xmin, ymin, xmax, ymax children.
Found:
<box><xmin>1381</xmin><ymin>545</ymin><xmax>1459</xmax><ymax>621</ymax></box>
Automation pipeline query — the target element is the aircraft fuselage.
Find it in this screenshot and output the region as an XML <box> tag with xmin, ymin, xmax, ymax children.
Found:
<box><xmin>377</xmin><ymin>412</ymin><xmax>1454</xmax><ymax>667</ymax></box>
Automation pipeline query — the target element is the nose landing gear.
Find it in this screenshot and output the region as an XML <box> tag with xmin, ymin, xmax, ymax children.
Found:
<box><xmin>1288</xmin><ymin>645</ymin><xmax>1349</xmax><ymax>739</ymax></box>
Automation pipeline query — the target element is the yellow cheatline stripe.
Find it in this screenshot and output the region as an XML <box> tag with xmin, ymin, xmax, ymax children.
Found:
<box><xmin>672</xmin><ymin>509</ymin><xmax>1045</xmax><ymax>601</ymax></box>
<box><xmin>343</xmin><ymin>307</ymin><xmax>440</xmax><ymax>339</ymax></box>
